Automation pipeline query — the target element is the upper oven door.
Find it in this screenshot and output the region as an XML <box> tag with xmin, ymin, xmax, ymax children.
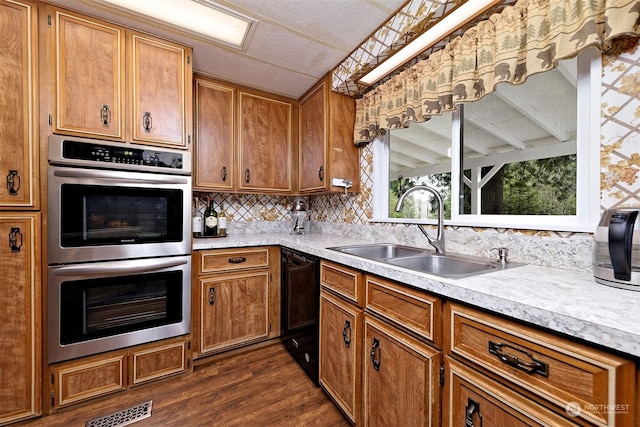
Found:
<box><xmin>48</xmin><ymin>166</ymin><xmax>192</xmax><ymax>265</ymax></box>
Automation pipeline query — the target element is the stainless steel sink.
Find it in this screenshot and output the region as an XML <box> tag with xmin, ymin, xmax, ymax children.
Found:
<box><xmin>386</xmin><ymin>253</ymin><xmax>498</xmax><ymax>278</ymax></box>
<box><xmin>328</xmin><ymin>244</ymin><xmax>520</xmax><ymax>279</ymax></box>
<box><xmin>329</xmin><ymin>243</ymin><xmax>426</xmax><ymax>260</ymax></box>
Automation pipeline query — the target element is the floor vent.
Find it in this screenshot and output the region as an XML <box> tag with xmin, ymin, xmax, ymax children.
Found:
<box><xmin>86</xmin><ymin>401</ymin><xmax>152</xmax><ymax>427</ymax></box>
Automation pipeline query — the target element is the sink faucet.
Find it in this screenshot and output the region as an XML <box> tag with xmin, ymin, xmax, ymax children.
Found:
<box><xmin>394</xmin><ymin>185</ymin><xmax>445</xmax><ymax>254</ymax></box>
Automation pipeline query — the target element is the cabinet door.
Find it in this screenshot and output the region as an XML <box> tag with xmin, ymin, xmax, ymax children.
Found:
<box><xmin>0</xmin><ymin>0</ymin><xmax>38</xmax><ymax>209</ymax></box>
<box><xmin>194</xmin><ymin>77</ymin><xmax>235</xmax><ymax>191</ymax></box>
<box><xmin>53</xmin><ymin>9</ymin><xmax>125</xmax><ymax>139</ymax></box>
<box><xmin>444</xmin><ymin>357</ymin><xmax>579</xmax><ymax>426</ymax></box>
<box><xmin>0</xmin><ymin>213</ymin><xmax>41</xmax><ymax>423</ymax></box>
<box><xmin>363</xmin><ymin>315</ymin><xmax>441</xmax><ymax>427</ymax></box>
<box><xmin>238</xmin><ymin>91</ymin><xmax>293</xmax><ymax>193</ymax></box>
<box><xmin>319</xmin><ymin>291</ymin><xmax>362</xmax><ymax>424</ymax></box>
<box><xmin>129</xmin><ymin>337</ymin><xmax>190</xmax><ymax>386</ymax></box>
<box><xmin>51</xmin><ymin>355</ymin><xmax>125</xmax><ymax>409</ymax></box>
<box><xmin>130</xmin><ymin>32</ymin><xmax>192</xmax><ymax>148</ymax></box>
<box><xmin>298</xmin><ymin>78</ymin><xmax>359</xmax><ymax>194</ymax></box>
<box><xmin>299</xmin><ymin>82</ymin><xmax>326</xmax><ymax>192</ymax></box>
<box><xmin>328</xmin><ymin>88</ymin><xmax>359</xmax><ymax>192</ymax></box>
<box><xmin>198</xmin><ymin>271</ymin><xmax>270</xmax><ymax>355</ymax></box>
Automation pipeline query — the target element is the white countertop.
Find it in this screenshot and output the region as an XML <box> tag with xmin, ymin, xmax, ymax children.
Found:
<box><xmin>193</xmin><ymin>233</ymin><xmax>640</xmax><ymax>359</ymax></box>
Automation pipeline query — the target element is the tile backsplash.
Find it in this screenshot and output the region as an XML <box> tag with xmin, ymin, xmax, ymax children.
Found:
<box><xmin>198</xmin><ymin>39</ymin><xmax>640</xmax><ymax>272</ymax></box>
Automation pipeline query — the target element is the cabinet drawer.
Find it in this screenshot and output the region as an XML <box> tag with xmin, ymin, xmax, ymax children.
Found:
<box><xmin>446</xmin><ymin>303</ymin><xmax>635</xmax><ymax>426</ymax></box>
<box><xmin>444</xmin><ymin>357</ymin><xmax>579</xmax><ymax>426</ymax></box>
<box><xmin>130</xmin><ymin>337</ymin><xmax>189</xmax><ymax>385</ymax></box>
<box><xmin>320</xmin><ymin>261</ymin><xmax>363</xmax><ymax>306</ymax></box>
<box><xmin>365</xmin><ymin>275</ymin><xmax>442</xmax><ymax>347</ymax></box>
<box><xmin>53</xmin><ymin>355</ymin><xmax>125</xmax><ymax>408</ymax></box>
<box><xmin>198</xmin><ymin>247</ymin><xmax>270</xmax><ymax>273</ymax></box>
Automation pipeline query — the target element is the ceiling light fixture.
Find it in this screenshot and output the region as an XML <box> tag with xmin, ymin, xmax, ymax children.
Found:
<box><xmin>101</xmin><ymin>0</ymin><xmax>257</xmax><ymax>50</ymax></box>
<box><xmin>359</xmin><ymin>0</ymin><xmax>502</xmax><ymax>85</ymax></box>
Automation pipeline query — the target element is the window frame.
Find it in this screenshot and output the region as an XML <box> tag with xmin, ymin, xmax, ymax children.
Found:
<box><xmin>371</xmin><ymin>47</ymin><xmax>601</xmax><ymax>233</ymax></box>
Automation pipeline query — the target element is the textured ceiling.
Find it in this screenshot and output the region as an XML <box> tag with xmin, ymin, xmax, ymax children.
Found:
<box><xmin>46</xmin><ymin>0</ymin><xmax>407</xmax><ymax>99</ymax></box>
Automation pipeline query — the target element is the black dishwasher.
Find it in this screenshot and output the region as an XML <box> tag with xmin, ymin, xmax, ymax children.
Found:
<box><xmin>281</xmin><ymin>247</ymin><xmax>320</xmax><ymax>384</ymax></box>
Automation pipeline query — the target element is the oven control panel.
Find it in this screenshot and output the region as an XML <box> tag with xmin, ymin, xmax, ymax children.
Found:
<box><xmin>48</xmin><ymin>135</ymin><xmax>192</xmax><ymax>175</ymax></box>
<box><xmin>62</xmin><ymin>140</ymin><xmax>183</xmax><ymax>168</ymax></box>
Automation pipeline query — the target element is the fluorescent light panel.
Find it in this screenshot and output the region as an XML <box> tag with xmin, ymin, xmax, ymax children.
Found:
<box><xmin>102</xmin><ymin>0</ymin><xmax>256</xmax><ymax>49</ymax></box>
<box><xmin>359</xmin><ymin>0</ymin><xmax>502</xmax><ymax>85</ymax></box>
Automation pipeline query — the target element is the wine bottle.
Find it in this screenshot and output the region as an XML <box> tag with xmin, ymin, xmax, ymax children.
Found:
<box><xmin>204</xmin><ymin>200</ymin><xmax>218</xmax><ymax>236</ymax></box>
<box><xmin>217</xmin><ymin>202</ymin><xmax>227</xmax><ymax>236</ymax></box>
<box><xmin>192</xmin><ymin>197</ymin><xmax>203</xmax><ymax>237</ymax></box>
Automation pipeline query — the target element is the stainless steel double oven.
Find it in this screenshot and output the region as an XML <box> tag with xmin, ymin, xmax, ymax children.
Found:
<box><xmin>47</xmin><ymin>135</ymin><xmax>192</xmax><ymax>364</ymax></box>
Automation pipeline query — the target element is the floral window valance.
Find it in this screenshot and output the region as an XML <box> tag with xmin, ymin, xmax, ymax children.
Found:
<box><xmin>353</xmin><ymin>0</ymin><xmax>640</xmax><ymax>145</ymax></box>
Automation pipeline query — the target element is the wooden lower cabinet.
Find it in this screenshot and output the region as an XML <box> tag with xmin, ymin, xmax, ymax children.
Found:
<box><xmin>0</xmin><ymin>213</ymin><xmax>41</xmax><ymax>425</ymax></box>
<box><xmin>444</xmin><ymin>357</ymin><xmax>579</xmax><ymax>426</ymax></box>
<box><xmin>129</xmin><ymin>338</ymin><xmax>190</xmax><ymax>386</ymax></box>
<box><xmin>192</xmin><ymin>247</ymin><xmax>280</xmax><ymax>359</ymax></box>
<box><xmin>52</xmin><ymin>355</ymin><xmax>126</xmax><ymax>409</ymax></box>
<box><xmin>47</xmin><ymin>336</ymin><xmax>190</xmax><ymax>410</ymax></box>
<box><xmin>198</xmin><ymin>271</ymin><xmax>270</xmax><ymax>353</ymax></box>
<box><xmin>363</xmin><ymin>314</ymin><xmax>441</xmax><ymax>427</ymax></box>
<box><xmin>446</xmin><ymin>302</ymin><xmax>635</xmax><ymax>426</ymax></box>
<box><xmin>319</xmin><ymin>290</ymin><xmax>362</xmax><ymax>424</ymax></box>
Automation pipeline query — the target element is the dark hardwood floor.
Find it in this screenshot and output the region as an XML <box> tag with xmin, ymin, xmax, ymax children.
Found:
<box><xmin>19</xmin><ymin>343</ymin><xmax>349</xmax><ymax>427</ymax></box>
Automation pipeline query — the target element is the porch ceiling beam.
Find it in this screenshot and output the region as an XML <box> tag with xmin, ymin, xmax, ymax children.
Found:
<box><xmin>464</xmin><ymin>109</ymin><xmax>528</xmax><ymax>150</ymax></box>
<box><xmin>391</xmin><ymin>125</ymin><xmax>450</xmax><ymax>157</ymax></box>
<box><xmin>556</xmin><ymin>61</ymin><xmax>577</xmax><ymax>88</ymax></box>
<box><xmin>494</xmin><ymin>83</ymin><xmax>571</xmax><ymax>142</ymax></box>
<box><xmin>390</xmin><ymin>136</ymin><xmax>444</xmax><ymax>164</ymax></box>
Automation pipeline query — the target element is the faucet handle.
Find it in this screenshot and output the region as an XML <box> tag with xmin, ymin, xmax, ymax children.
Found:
<box><xmin>490</xmin><ymin>247</ymin><xmax>509</xmax><ymax>264</ymax></box>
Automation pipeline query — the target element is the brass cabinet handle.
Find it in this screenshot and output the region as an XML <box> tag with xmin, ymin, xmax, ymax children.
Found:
<box><xmin>370</xmin><ymin>337</ymin><xmax>380</xmax><ymax>371</ymax></box>
<box><xmin>318</xmin><ymin>166</ymin><xmax>324</xmax><ymax>182</ymax></box>
<box><xmin>465</xmin><ymin>398</ymin><xmax>483</xmax><ymax>427</ymax></box>
<box><xmin>221</xmin><ymin>166</ymin><xmax>227</xmax><ymax>182</ymax></box>
<box><xmin>6</xmin><ymin>170</ymin><xmax>20</xmax><ymax>195</ymax></box>
<box><xmin>245</xmin><ymin>169</ymin><xmax>250</xmax><ymax>184</ymax></box>
<box><xmin>208</xmin><ymin>287</ymin><xmax>216</xmax><ymax>305</ymax></box>
<box><xmin>100</xmin><ymin>104</ymin><xmax>111</xmax><ymax>126</ymax></box>
<box><xmin>228</xmin><ymin>257</ymin><xmax>246</xmax><ymax>264</ymax></box>
<box><xmin>342</xmin><ymin>320</ymin><xmax>351</xmax><ymax>348</ymax></box>
<box><xmin>488</xmin><ymin>341</ymin><xmax>549</xmax><ymax>377</ymax></box>
<box><xmin>8</xmin><ymin>227</ymin><xmax>22</xmax><ymax>253</ymax></box>
<box><xmin>143</xmin><ymin>112</ymin><xmax>153</xmax><ymax>133</ymax></box>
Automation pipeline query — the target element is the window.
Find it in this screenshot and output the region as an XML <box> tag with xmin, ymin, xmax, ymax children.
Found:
<box><xmin>372</xmin><ymin>47</ymin><xmax>601</xmax><ymax>232</ymax></box>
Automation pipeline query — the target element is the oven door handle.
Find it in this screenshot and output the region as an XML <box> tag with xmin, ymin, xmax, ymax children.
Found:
<box><xmin>52</xmin><ymin>258</ymin><xmax>188</xmax><ymax>277</ymax></box>
<box><xmin>52</xmin><ymin>169</ymin><xmax>190</xmax><ymax>185</ymax></box>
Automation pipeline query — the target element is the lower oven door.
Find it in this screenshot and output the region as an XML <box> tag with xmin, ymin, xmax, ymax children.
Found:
<box><xmin>47</xmin><ymin>255</ymin><xmax>191</xmax><ymax>364</ymax></box>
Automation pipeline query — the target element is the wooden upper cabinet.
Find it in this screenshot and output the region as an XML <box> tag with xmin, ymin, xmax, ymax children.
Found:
<box><xmin>298</xmin><ymin>77</ymin><xmax>360</xmax><ymax>194</ymax></box>
<box><xmin>194</xmin><ymin>77</ymin><xmax>235</xmax><ymax>191</ymax></box>
<box><xmin>129</xmin><ymin>32</ymin><xmax>192</xmax><ymax>148</ymax></box>
<box><xmin>299</xmin><ymin>82</ymin><xmax>325</xmax><ymax>192</ymax></box>
<box><xmin>0</xmin><ymin>0</ymin><xmax>38</xmax><ymax>209</ymax></box>
<box><xmin>50</xmin><ymin>7</ymin><xmax>192</xmax><ymax>149</ymax></box>
<box><xmin>238</xmin><ymin>91</ymin><xmax>294</xmax><ymax>193</ymax></box>
<box><xmin>52</xmin><ymin>9</ymin><xmax>125</xmax><ymax>140</ymax></box>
